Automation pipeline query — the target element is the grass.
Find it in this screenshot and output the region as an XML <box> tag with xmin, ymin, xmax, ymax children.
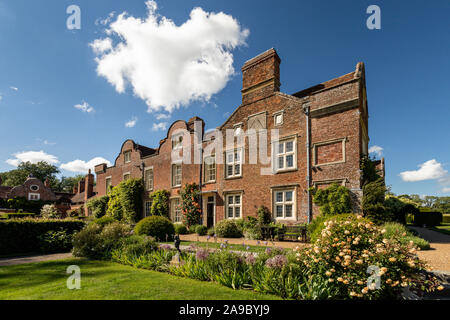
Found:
<box><xmin>162</xmin><ymin>240</ymin><xmax>277</xmax><ymax>253</ymax></box>
<box><xmin>430</xmin><ymin>223</ymin><xmax>450</xmax><ymax>236</ymax></box>
<box><xmin>0</xmin><ymin>258</ymin><xmax>280</xmax><ymax>300</ymax></box>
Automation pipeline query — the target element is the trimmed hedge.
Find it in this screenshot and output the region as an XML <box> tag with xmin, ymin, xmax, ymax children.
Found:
<box><xmin>0</xmin><ymin>219</ymin><xmax>85</xmax><ymax>255</ymax></box>
<box><xmin>412</xmin><ymin>211</ymin><xmax>442</xmax><ymax>226</ymax></box>
<box><xmin>134</xmin><ymin>216</ymin><xmax>175</xmax><ymax>241</ymax></box>
<box><xmin>442</xmin><ymin>214</ymin><xmax>450</xmax><ymax>224</ymax></box>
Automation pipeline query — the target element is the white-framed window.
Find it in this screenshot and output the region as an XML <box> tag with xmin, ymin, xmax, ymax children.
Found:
<box><xmin>144</xmin><ymin>168</ymin><xmax>153</xmax><ymax>191</ymax></box>
<box><xmin>273</xmin><ymin>189</ymin><xmax>295</xmax><ymax>220</ymax></box>
<box><xmin>225</xmin><ymin>149</ymin><xmax>242</xmax><ymax>178</ymax></box>
<box><xmin>123</xmin><ymin>172</ymin><xmax>131</xmax><ymax>181</ymax></box>
<box><xmin>124</xmin><ymin>150</ymin><xmax>131</xmax><ymax>163</ymax></box>
<box><xmin>225</xmin><ymin>194</ymin><xmax>242</xmax><ymax>219</ymax></box>
<box><xmin>144</xmin><ymin>200</ymin><xmax>152</xmax><ymax>217</ymax></box>
<box><xmin>172</xmin><ymin>163</ymin><xmax>182</xmax><ymax>187</ymax></box>
<box><xmin>204</xmin><ymin>156</ymin><xmax>216</xmax><ymax>183</ymax></box>
<box><xmin>28</xmin><ymin>193</ymin><xmax>40</xmax><ymax>201</ymax></box>
<box><xmin>274</xmin><ymin>138</ymin><xmax>296</xmax><ymax>172</ymax></box>
<box><xmin>274</xmin><ymin>111</ymin><xmax>284</xmax><ymax>126</ymax></box>
<box><xmin>172</xmin><ymin>134</ymin><xmax>183</xmax><ymax>150</ymax></box>
<box><xmin>171</xmin><ymin>198</ymin><xmax>182</xmax><ymax>223</ymax></box>
<box><xmin>30</xmin><ymin>185</ymin><xmax>40</xmax><ymax>192</ymax></box>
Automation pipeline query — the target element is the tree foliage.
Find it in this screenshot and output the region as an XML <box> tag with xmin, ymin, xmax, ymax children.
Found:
<box><xmin>149</xmin><ymin>189</ymin><xmax>171</xmax><ymax>217</ymax></box>
<box><xmin>106</xmin><ymin>178</ymin><xmax>144</xmax><ymax>223</ymax></box>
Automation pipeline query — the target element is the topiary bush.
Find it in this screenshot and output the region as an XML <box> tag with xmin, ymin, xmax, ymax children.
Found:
<box><xmin>214</xmin><ymin>219</ymin><xmax>243</xmax><ymax>238</ymax></box>
<box><xmin>257</xmin><ymin>206</ymin><xmax>272</xmax><ymax>225</ymax></box>
<box><xmin>195</xmin><ymin>225</ymin><xmax>208</xmax><ymax>236</ymax></box>
<box><xmin>174</xmin><ymin>223</ymin><xmax>188</xmax><ymax>235</ymax></box>
<box><xmin>134</xmin><ymin>216</ymin><xmax>175</xmax><ymax>241</ymax></box>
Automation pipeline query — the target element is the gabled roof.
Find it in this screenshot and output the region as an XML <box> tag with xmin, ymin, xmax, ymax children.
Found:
<box><xmin>0</xmin><ymin>186</ymin><xmax>12</xmax><ymax>199</ymax></box>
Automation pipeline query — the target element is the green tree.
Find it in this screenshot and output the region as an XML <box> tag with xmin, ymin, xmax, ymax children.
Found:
<box><xmin>0</xmin><ymin>161</ymin><xmax>60</xmax><ymax>188</ymax></box>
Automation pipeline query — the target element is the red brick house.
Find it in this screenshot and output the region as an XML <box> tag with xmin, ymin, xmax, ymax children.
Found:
<box><xmin>81</xmin><ymin>48</ymin><xmax>376</xmax><ymax>226</ymax></box>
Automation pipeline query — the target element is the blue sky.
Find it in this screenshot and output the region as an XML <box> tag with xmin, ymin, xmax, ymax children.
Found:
<box><xmin>0</xmin><ymin>0</ymin><xmax>449</xmax><ymax>196</ymax></box>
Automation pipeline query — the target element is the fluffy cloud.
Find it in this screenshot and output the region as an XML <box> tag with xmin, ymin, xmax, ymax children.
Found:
<box><xmin>9</xmin><ymin>86</ymin><xmax>18</xmax><ymax>91</ymax></box>
<box><xmin>91</xmin><ymin>0</ymin><xmax>249</xmax><ymax>113</ymax></box>
<box><xmin>156</xmin><ymin>113</ymin><xmax>171</xmax><ymax>120</ymax></box>
<box><xmin>399</xmin><ymin>159</ymin><xmax>448</xmax><ymax>182</ymax></box>
<box><xmin>152</xmin><ymin>122</ymin><xmax>168</xmax><ymax>131</ymax></box>
<box><xmin>6</xmin><ymin>150</ymin><xmax>59</xmax><ymax>166</ymax></box>
<box><xmin>369</xmin><ymin>145</ymin><xmax>383</xmax><ymax>157</ymax></box>
<box><xmin>74</xmin><ymin>101</ymin><xmax>95</xmax><ymax>113</ymax></box>
<box><xmin>61</xmin><ymin>157</ymin><xmax>111</xmax><ymax>174</ymax></box>
<box><xmin>125</xmin><ymin>116</ymin><xmax>138</xmax><ymax>128</ymax></box>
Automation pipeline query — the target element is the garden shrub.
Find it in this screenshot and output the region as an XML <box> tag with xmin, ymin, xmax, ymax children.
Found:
<box><xmin>214</xmin><ymin>219</ymin><xmax>243</xmax><ymax>238</ymax></box>
<box><xmin>412</xmin><ymin>211</ymin><xmax>442</xmax><ymax>226</ymax></box>
<box><xmin>93</xmin><ymin>216</ymin><xmax>116</xmax><ymax>227</ymax></box>
<box><xmin>382</xmin><ymin>222</ymin><xmax>430</xmax><ymax>250</ymax></box>
<box><xmin>311</xmin><ymin>183</ymin><xmax>351</xmax><ymax>216</ymax></box>
<box><xmin>362</xmin><ymin>178</ymin><xmax>393</xmax><ymax>224</ymax></box>
<box><xmin>86</xmin><ymin>196</ymin><xmax>109</xmax><ymax>219</ymax></box>
<box><xmin>38</xmin><ymin>229</ymin><xmax>73</xmax><ymax>254</ymax></box>
<box><xmin>149</xmin><ymin>189</ymin><xmax>170</xmax><ymax>217</ymax></box>
<box><xmin>207</xmin><ymin>227</ymin><xmax>215</xmax><ymax>236</ymax></box>
<box><xmin>179</xmin><ymin>183</ymin><xmax>201</xmax><ymax>227</ymax></box>
<box><xmin>195</xmin><ymin>225</ymin><xmax>208</xmax><ymax>236</ymax></box>
<box><xmin>0</xmin><ymin>219</ymin><xmax>85</xmax><ymax>255</ymax></box>
<box><xmin>6</xmin><ymin>196</ymin><xmax>52</xmax><ymax>214</ymax></box>
<box><xmin>257</xmin><ymin>206</ymin><xmax>272</xmax><ymax>225</ymax></box>
<box><xmin>40</xmin><ymin>204</ymin><xmax>59</xmax><ymax>219</ymax></box>
<box><xmin>295</xmin><ymin>214</ymin><xmax>438</xmax><ymax>299</ymax></box>
<box><xmin>134</xmin><ymin>216</ymin><xmax>175</xmax><ymax>241</ymax></box>
<box><xmin>174</xmin><ymin>223</ymin><xmax>188</xmax><ymax>235</ymax></box>
<box><xmin>118</xmin><ymin>235</ymin><xmax>158</xmax><ymax>257</ymax></box>
<box><xmin>307</xmin><ymin>214</ymin><xmax>329</xmax><ymax>243</ymax></box>
<box><xmin>3</xmin><ymin>212</ymin><xmax>35</xmax><ymax>219</ymax></box>
<box><xmin>72</xmin><ymin>222</ymin><xmax>131</xmax><ymax>259</ymax></box>
<box><xmin>364</xmin><ymin>203</ymin><xmax>393</xmax><ymax>225</ymax></box>
<box><xmin>188</xmin><ymin>224</ymin><xmax>200</xmax><ymax>234</ymax></box>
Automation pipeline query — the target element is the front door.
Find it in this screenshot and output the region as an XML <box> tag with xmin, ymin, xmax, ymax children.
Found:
<box><xmin>206</xmin><ymin>196</ymin><xmax>215</xmax><ymax>228</ymax></box>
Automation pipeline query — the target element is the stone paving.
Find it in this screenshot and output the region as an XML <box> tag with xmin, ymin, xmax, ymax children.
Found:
<box><xmin>0</xmin><ymin>252</ymin><xmax>73</xmax><ymax>267</ymax></box>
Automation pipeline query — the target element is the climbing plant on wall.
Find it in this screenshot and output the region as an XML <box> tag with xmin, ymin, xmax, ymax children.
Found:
<box><xmin>179</xmin><ymin>183</ymin><xmax>201</xmax><ymax>228</ymax></box>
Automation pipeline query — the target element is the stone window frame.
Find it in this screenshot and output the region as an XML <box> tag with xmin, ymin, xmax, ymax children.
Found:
<box><xmin>144</xmin><ymin>200</ymin><xmax>152</xmax><ymax>217</ymax></box>
<box><xmin>272</xmin><ymin>134</ymin><xmax>298</xmax><ymax>173</ymax></box>
<box><xmin>123</xmin><ymin>150</ymin><xmax>132</xmax><ymax>163</ymax></box>
<box><xmin>312</xmin><ymin>178</ymin><xmax>347</xmax><ymax>188</ymax></box>
<box><xmin>171</xmin><ymin>162</ymin><xmax>182</xmax><ymax>187</ymax></box>
<box><xmin>224</xmin><ymin>148</ymin><xmax>243</xmax><ymax>179</ymax></box>
<box><xmin>105</xmin><ymin>176</ymin><xmax>112</xmax><ymax>193</ymax></box>
<box><xmin>312</xmin><ymin>137</ymin><xmax>347</xmax><ymax>167</ymax></box>
<box><xmin>170</xmin><ymin>197</ymin><xmax>182</xmax><ymax>223</ymax></box>
<box><xmin>123</xmin><ymin>172</ymin><xmax>131</xmax><ymax>181</ymax></box>
<box><xmin>144</xmin><ymin>167</ymin><xmax>154</xmax><ymax>191</ymax></box>
<box><xmin>28</xmin><ymin>193</ymin><xmax>40</xmax><ymax>201</ymax></box>
<box><xmin>273</xmin><ymin>110</ymin><xmax>284</xmax><ymax>126</ymax></box>
<box><xmin>203</xmin><ymin>155</ymin><xmax>216</xmax><ymax>183</ymax></box>
<box><xmin>224</xmin><ymin>192</ymin><xmax>243</xmax><ymax>220</ymax></box>
<box><xmin>271</xmin><ymin>187</ymin><xmax>296</xmax><ymax>221</ymax></box>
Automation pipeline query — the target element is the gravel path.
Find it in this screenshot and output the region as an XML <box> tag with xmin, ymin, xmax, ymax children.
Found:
<box><xmin>0</xmin><ymin>253</ymin><xmax>73</xmax><ymax>267</ymax></box>
<box><xmin>409</xmin><ymin>227</ymin><xmax>450</xmax><ymax>273</ymax></box>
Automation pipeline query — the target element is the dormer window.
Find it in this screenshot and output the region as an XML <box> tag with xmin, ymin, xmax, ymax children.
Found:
<box><xmin>124</xmin><ymin>151</ymin><xmax>131</xmax><ymax>163</ymax></box>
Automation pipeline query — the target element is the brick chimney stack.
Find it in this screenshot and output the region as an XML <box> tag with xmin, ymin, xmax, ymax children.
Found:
<box><xmin>73</xmin><ymin>184</ymin><xmax>78</xmax><ymax>194</ymax></box>
<box><xmin>241</xmin><ymin>48</ymin><xmax>281</xmax><ymax>105</ymax></box>
<box><xmin>84</xmin><ymin>169</ymin><xmax>95</xmax><ymax>216</ymax></box>
<box><xmin>77</xmin><ymin>179</ymin><xmax>85</xmax><ymax>194</ymax></box>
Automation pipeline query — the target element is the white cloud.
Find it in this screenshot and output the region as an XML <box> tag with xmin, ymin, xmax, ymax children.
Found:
<box><xmin>369</xmin><ymin>145</ymin><xmax>383</xmax><ymax>157</ymax></box>
<box><xmin>61</xmin><ymin>157</ymin><xmax>111</xmax><ymax>174</ymax></box>
<box><xmin>6</xmin><ymin>150</ymin><xmax>59</xmax><ymax>167</ymax></box>
<box><xmin>0</xmin><ymin>94</ymin><xmax>2</xmax><ymax>102</ymax></box>
<box><xmin>95</xmin><ymin>11</ymin><xmax>115</xmax><ymax>26</ymax></box>
<box><xmin>152</xmin><ymin>122</ymin><xmax>168</xmax><ymax>131</ymax></box>
<box><xmin>399</xmin><ymin>159</ymin><xmax>448</xmax><ymax>182</ymax></box>
<box><xmin>442</xmin><ymin>187</ymin><xmax>450</xmax><ymax>193</ymax></box>
<box><xmin>90</xmin><ymin>0</ymin><xmax>249</xmax><ymax>113</ymax></box>
<box><xmin>156</xmin><ymin>113</ymin><xmax>171</xmax><ymax>120</ymax></box>
<box><xmin>74</xmin><ymin>101</ymin><xmax>95</xmax><ymax>113</ymax></box>
<box><xmin>9</xmin><ymin>86</ymin><xmax>18</xmax><ymax>91</ymax></box>
<box><xmin>125</xmin><ymin>116</ymin><xmax>138</xmax><ymax>128</ymax></box>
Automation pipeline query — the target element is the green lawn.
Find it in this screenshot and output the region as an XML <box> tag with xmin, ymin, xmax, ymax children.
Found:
<box><xmin>0</xmin><ymin>258</ymin><xmax>280</xmax><ymax>300</ymax></box>
<box><xmin>430</xmin><ymin>223</ymin><xmax>450</xmax><ymax>235</ymax></box>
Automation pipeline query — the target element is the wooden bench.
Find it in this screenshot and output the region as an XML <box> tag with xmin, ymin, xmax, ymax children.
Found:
<box><xmin>277</xmin><ymin>225</ymin><xmax>308</xmax><ymax>242</ymax></box>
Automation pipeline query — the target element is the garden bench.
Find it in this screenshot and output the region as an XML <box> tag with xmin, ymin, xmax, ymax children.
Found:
<box><xmin>277</xmin><ymin>225</ymin><xmax>308</xmax><ymax>242</ymax></box>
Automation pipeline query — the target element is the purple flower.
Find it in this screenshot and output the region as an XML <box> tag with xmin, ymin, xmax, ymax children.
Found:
<box><xmin>265</xmin><ymin>255</ymin><xmax>287</xmax><ymax>269</ymax></box>
<box><xmin>245</xmin><ymin>254</ymin><xmax>256</xmax><ymax>265</ymax></box>
<box><xmin>207</xmin><ymin>235</ymin><xmax>211</xmax><ymax>241</ymax></box>
<box><xmin>264</xmin><ymin>241</ymin><xmax>268</xmax><ymax>246</ymax></box>
<box><xmin>159</xmin><ymin>244</ymin><xmax>171</xmax><ymax>250</ymax></box>
<box><xmin>246</xmin><ymin>246</ymin><xmax>250</xmax><ymax>251</ymax></box>
<box><xmin>220</xmin><ymin>243</ymin><xmax>227</xmax><ymax>249</ymax></box>
<box><xmin>257</xmin><ymin>240</ymin><xmax>261</xmax><ymax>245</ymax></box>
<box><xmin>196</xmin><ymin>248</ymin><xmax>209</xmax><ymax>261</ymax></box>
<box><xmin>265</xmin><ymin>247</ymin><xmax>272</xmax><ymax>255</ymax></box>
